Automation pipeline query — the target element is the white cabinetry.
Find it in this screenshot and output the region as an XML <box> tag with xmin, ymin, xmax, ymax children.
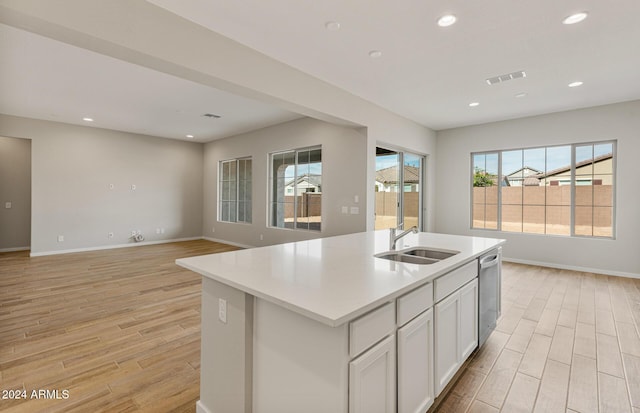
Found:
<box><xmin>397</xmin><ymin>308</ymin><xmax>434</xmax><ymax>413</ymax></box>
<box><xmin>434</xmin><ymin>265</ymin><xmax>479</xmax><ymax>395</ymax></box>
<box><xmin>349</xmin><ymin>334</ymin><xmax>396</xmax><ymax>413</ymax></box>
<box><xmin>434</xmin><ymin>289</ymin><xmax>461</xmax><ymax>394</ymax></box>
<box><xmin>459</xmin><ymin>279</ymin><xmax>478</xmax><ymax>360</ymax></box>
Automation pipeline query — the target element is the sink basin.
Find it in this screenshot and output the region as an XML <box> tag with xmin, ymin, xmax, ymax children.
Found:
<box><xmin>374</xmin><ymin>251</ymin><xmax>440</xmax><ymax>265</ymax></box>
<box><xmin>403</xmin><ymin>247</ymin><xmax>459</xmax><ymax>260</ymax></box>
<box><xmin>374</xmin><ymin>247</ymin><xmax>460</xmax><ymax>265</ymax></box>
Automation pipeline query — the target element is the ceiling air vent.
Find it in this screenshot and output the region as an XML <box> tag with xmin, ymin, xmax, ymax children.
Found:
<box><xmin>203</xmin><ymin>113</ymin><xmax>221</xmax><ymax>118</ymax></box>
<box><xmin>486</xmin><ymin>70</ymin><xmax>527</xmax><ymax>85</ymax></box>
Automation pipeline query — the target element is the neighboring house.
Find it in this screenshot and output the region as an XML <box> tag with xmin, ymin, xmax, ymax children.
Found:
<box><xmin>284</xmin><ymin>174</ymin><xmax>322</xmax><ymax>195</ymax></box>
<box><xmin>537</xmin><ymin>153</ymin><xmax>613</xmax><ymax>186</ymax></box>
<box><xmin>502</xmin><ymin>166</ymin><xmax>543</xmax><ymax>186</ymax></box>
<box><xmin>375</xmin><ymin>165</ymin><xmax>420</xmax><ymax>192</ymax></box>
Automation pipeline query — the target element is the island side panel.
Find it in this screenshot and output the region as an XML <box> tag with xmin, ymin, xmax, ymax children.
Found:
<box><xmin>200</xmin><ymin>277</ymin><xmax>254</xmax><ymax>413</ymax></box>
<box><xmin>253</xmin><ymin>298</ymin><xmax>350</xmax><ymax>413</ymax></box>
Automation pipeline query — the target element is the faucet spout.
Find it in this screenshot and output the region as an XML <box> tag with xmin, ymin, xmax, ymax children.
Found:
<box><xmin>389</xmin><ymin>225</ymin><xmax>418</xmax><ymax>250</ymax></box>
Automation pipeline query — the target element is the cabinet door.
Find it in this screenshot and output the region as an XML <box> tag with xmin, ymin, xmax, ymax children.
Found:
<box><xmin>398</xmin><ymin>309</ymin><xmax>434</xmax><ymax>413</ymax></box>
<box><xmin>459</xmin><ymin>278</ymin><xmax>478</xmax><ymax>360</ymax></box>
<box><xmin>434</xmin><ymin>292</ymin><xmax>460</xmax><ymax>395</ymax></box>
<box><xmin>349</xmin><ymin>334</ymin><xmax>396</xmax><ymax>413</ymax></box>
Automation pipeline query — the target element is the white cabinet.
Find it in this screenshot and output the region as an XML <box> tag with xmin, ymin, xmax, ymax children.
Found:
<box><xmin>397</xmin><ymin>308</ymin><xmax>434</xmax><ymax>413</ymax></box>
<box><xmin>434</xmin><ymin>277</ymin><xmax>478</xmax><ymax>395</ymax></box>
<box><xmin>349</xmin><ymin>334</ymin><xmax>396</xmax><ymax>413</ymax></box>
<box><xmin>434</xmin><ymin>288</ymin><xmax>460</xmax><ymax>394</ymax></box>
<box><xmin>459</xmin><ymin>278</ymin><xmax>478</xmax><ymax>360</ymax></box>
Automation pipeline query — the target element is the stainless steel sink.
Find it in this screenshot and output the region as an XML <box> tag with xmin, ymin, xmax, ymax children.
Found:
<box><xmin>375</xmin><ymin>247</ymin><xmax>459</xmax><ymax>265</ymax></box>
<box><xmin>403</xmin><ymin>247</ymin><xmax>459</xmax><ymax>260</ymax></box>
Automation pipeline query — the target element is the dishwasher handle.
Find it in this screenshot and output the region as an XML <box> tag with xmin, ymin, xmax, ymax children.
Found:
<box><xmin>479</xmin><ymin>254</ymin><xmax>499</xmax><ymax>269</ymax></box>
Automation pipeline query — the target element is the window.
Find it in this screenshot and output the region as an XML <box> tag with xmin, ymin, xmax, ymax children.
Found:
<box><xmin>471</xmin><ymin>141</ymin><xmax>615</xmax><ymax>238</ymax></box>
<box><xmin>270</xmin><ymin>146</ymin><xmax>322</xmax><ymax>231</ymax></box>
<box><xmin>219</xmin><ymin>157</ymin><xmax>252</xmax><ymax>223</ymax></box>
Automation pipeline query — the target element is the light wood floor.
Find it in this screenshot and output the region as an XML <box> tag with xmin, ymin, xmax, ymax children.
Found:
<box><xmin>435</xmin><ymin>262</ymin><xmax>640</xmax><ymax>413</ymax></box>
<box><xmin>0</xmin><ymin>240</ymin><xmax>239</xmax><ymax>413</ymax></box>
<box><xmin>2</xmin><ymin>241</ymin><xmax>639</xmax><ymax>412</ymax></box>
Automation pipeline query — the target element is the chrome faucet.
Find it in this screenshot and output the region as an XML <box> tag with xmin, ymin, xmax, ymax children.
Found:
<box><xmin>389</xmin><ymin>224</ymin><xmax>418</xmax><ymax>250</ymax></box>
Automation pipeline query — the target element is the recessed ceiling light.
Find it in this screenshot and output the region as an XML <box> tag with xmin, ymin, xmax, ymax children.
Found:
<box><xmin>469</xmin><ymin>102</ymin><xmax>480</xmax><ymax>107</ymax></box>
<box><xmin>515</xmin><ymin>92</ymin><xmax>528</xmax><ymax>98</ymax></box>
<box><xmin>325</xmin><ymin>21</ymin><xmax>341</xmax><ymax>31</ymax></box>
<box><xmin>186</xmin><ymin>134</ymin><xmax>194</xmax><ymax>139</ymax></box>
<box><xmin>437</xmin><ymin>14</ymin><xmax>457</xmax><ymax>27</ymax></box>
<box><xmin>82</xmin><ymin>117</ymin><xmax>94</xmax><ymax>122</ymax></box>
<box><xmin>568</xmin><ymin>81</ymin><xmax>584</xmax><ymax>88</ymax></box>
<box><xmin>563</xmin><ymin>12</ymin><xmax>588</xmax><ymax>25</ymax></box>
<box><xmin>369</xmin><ymin>50</ymin><xmax>382</xmax><ymax>58</ymax></box>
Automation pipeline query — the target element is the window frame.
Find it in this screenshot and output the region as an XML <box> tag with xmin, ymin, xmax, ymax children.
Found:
<box><xmin>268</xmin><ymin>145</ymin><xmax>322</xmax><ymax>232</ymax></box>
<box><xmin>470</xmin><ymin>140</ymin><xmax>616</xmax><ymax>239</ymax></box>
<box><xmin>218</xmin><ymin>156</ymin><xmax>252</xmax><ymax>224</ymax></box>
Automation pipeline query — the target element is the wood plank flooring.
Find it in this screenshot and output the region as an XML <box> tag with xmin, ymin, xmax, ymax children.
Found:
<box><xmin>2</xmin><ymin>241</ymin><xmax>639</xmax><ymax>412</ymax></box>
<box><xmin>0</xmin><ymin>240</ymin><xmax>239</xmax><ymax>413</ymax></box>
<box><xmin>436</xmin><ymin>262</ymin><xmax>640</xmax><ymax>413</ymax></box>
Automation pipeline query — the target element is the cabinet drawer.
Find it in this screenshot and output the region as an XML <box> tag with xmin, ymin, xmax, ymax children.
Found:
<box><xmin>434</xmin><ymin>260</ymin><xmax>478</xmax><ymax>302</ymax></box>
<box><xmin>350</xmin><ymin>302</ymin><xmax>395</xmax><ymax>358</ymax></box>
<box><xmin>397</xmin><ymin>282</ymin><xmax>433</xmax><ymax>327</ymax></box>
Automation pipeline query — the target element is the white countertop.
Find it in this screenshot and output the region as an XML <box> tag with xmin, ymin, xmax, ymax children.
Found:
<box><xmin>176</xmin><ymin>231</ymin><xmax>505</xmax><ymax>327</ymax></box>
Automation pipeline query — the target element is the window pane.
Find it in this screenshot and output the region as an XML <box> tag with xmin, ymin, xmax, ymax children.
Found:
<box><xmin>485</xmin><ymin>203</ymin><xmax>498</xmax><ymax>230</ymax></box>
<box><xmin>502</xmin><ymin>150</ymin><xmax>523</xmax><ymax>186</ymax></box>
<box><xmin>546</xmin><ymin>206</ymin><xmax>570</xmax><ymax>235</ymax></box>
<box><xmin>575</xmin><ymin>145</ymin><xmax>594</xmax><ymax>176</ymax></box>
<box><xmin>575</xmin><ymin>206</ymin><xmax>593</xmax><ymax>236</ymax></box>
<box><xmin>523</xmin><ymin>206</ymin><xmax>545</xmax><ymax>234</ymax></box>
<box><xmin>221</xmin><ymin>202</ymin><xmax>229</xmax><ymax>222</ymax></box>
<box><xmin>501</xmin><ymin>204</ymin><xmax>522</xmax><ymax>233</ymax></box>
<box><xmin>575</xmin><ymin>184</ymin><xmax>593</xmax><ymax>206</ymax></box>
<box><xmin>472</xmin><ymin>203</ymin><xmax>485</xmax><ymax>229</ymax></box>
<box><xmin>593</xmin><ymin>207</ymin><xmax>612</xmax><ymax>237</ymax></box>
<box><xmin>238</xmin><ymin>201</ymin><xmax>245</xmax><ymax>223</ymax></box>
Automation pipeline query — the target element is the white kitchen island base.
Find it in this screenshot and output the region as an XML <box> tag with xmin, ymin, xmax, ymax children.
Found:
<box><xmin>177</xmin><ymin>231</ymin><xmax>505</xmax><ymax>413</ymax></box>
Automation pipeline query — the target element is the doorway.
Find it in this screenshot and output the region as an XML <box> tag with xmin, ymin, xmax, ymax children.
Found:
<box><xmin>375</xmin><ymin>147</ymin><xmax>425</xmax><ymax>230</ymax></box>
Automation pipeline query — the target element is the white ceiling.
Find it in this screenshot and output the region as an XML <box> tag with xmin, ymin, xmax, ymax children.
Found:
<box><xmin>2</xmin><ymin>1</ymin><xmax>639</xmax><ymax>139</ymax></box>
<box><xmin>0</xmin><ymin>23</ymin><xmax>302</xmax><ymax>142</ymax></box>
<box><xmin>149</xmin><ymin>0</ymin><xmax>640</xmax><ymax>130</ymax></box>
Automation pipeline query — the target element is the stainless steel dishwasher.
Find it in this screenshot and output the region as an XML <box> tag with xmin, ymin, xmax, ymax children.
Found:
<box><xmin>478</xmin><ymin>248</ymin><xmax>501</xmax><ymax>347</ymax></box>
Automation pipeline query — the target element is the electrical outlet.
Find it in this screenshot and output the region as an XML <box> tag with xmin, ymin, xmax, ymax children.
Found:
<box><xmin>218</xmin><ymin>298</ymin><xmax>227</xmax><ymax>324</ymax></box>
<box><xmin>160</xmin><ymin>228</ymin><xmax>165</xmax><ymax>234</ymax></box>
<box><xmin>212</xmin><ymin>227</ymin><xmax>215</xmax><ymax>233</ymax></box>
<box><xmin>341</xmin><ymin>206</ymin><xmax>348</xmax><ymax>214</ymax></box>
<box><xmin>156</xmin><ymin>228</ymin><xmax>161</xmax><ymax>234</ymax></box>
<box><xmin>350</xmin><ymin>207</ymin><xmax>359</xmax><ymax>215</ymax></box>
<box><xmin>108</xmin><ymin>232</ymin><xmax>114</xmax><ymax>239</ymax></box>
<box><xmin>260</xmin><ymin>234</ymin><xmax>264</xmax><ymax>241</ymax></box>
<box><xmin>5</xmin><ymin>202</ymin><xmax>12</xmax><ymax>209</ymax></box>
<box><xmin>57</xmin><ymin>235</ymin><xmax>64</xmax><ymax>242</ymax></box>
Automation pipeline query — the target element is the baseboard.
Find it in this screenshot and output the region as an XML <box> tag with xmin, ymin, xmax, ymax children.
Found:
<box><xmin>29</xmin><ymin>237</ymin><xmax>203</xmax><ymax>257</ymax></box>
<box><xmin>203</xmin><ymin>236</ymin><xmax>254</xmax><ymax>249</ymax></box>
<box><xmin>502</xmin><ymin>257</ymin><xmax>639</xmax><ymax>279</ymax></box>
<box><xmin>0</xmin><ymin>246</ymin><xmax>30</xmax><ymax>253</ymax></box>
<box><xmin>195</xmin><ymin>400</ymin><xmax>212</xmax><ymax>413</ymax></box>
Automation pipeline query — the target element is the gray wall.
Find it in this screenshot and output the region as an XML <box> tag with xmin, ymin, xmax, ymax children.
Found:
<box><xmin>435</xmin><ymin>100</ymin><xmax>640</xmax><ymax>277</ymax></box>
<box><xmin>0</xmin><ymin>136</ymin><xmax>31</xmax><ymax>250</ymax></box>
<box><xmin>0</xmin><ymin>114</ymin><xmax>204</xmax><ymax>255</ymax></box>
<box><xmin>204</xmin><ymin>117</ymin><xmax>367</xmax><ymax>247</ymax></box>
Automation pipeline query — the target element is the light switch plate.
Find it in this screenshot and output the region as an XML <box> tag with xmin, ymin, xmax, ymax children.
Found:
<box><xmin>5</xmin><ymin>202</ymin><xmax>11</xmax><ymax>209</ymax></box>
<box><xmin>350</xmin><ymin>207</ymin><xmax>359</xmax><ymax>214</ymax></box>
<box><xmin>341</xmin><ymin>206</ymin><xmax>348</xmax><ymax>214</ymax></box>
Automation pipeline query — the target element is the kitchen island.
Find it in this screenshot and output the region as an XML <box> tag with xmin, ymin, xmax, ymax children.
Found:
<box><xmin>176</xmin><ymin>230</ymin><xmax>505</xmax><ymax>413</ymax></box>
